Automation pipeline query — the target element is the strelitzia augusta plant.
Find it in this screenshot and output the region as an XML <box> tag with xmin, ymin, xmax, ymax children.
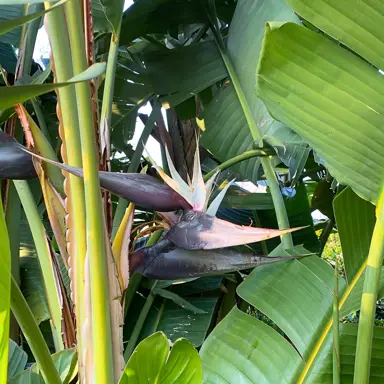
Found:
<box><xmin>0</xmin><ymin>1</ymin><xmax>306</xmax><ymax>383</ymax></box>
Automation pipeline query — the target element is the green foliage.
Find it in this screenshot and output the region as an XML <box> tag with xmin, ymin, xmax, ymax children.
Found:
<box><xmin>120</xmin><ymin>332</ymin><xmax>202</xmax><ymax>383</ymax></box>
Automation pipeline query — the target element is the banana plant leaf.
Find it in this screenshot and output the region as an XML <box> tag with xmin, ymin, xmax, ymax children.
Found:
<box><xmin>120</xmin><ymin>332</ymin><xmax>202</xmax><ymax>384</ymax></box>
<box><xmin>200</xmin><ymin>0</ymin><xmax>309</xmax><ymax>182</ymax></box>
<box><xmin>129</xmin><ymin>239</ymin><xmax>306</xmax><ymax>280</ymax></box>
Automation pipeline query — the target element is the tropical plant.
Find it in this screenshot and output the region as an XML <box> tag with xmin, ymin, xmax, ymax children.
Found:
<box><xmin>1</xmin><ymin>0</ymin><xmax>384</xmax><ymax>383</ymax></box>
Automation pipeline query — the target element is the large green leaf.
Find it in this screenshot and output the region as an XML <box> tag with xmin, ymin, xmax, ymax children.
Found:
<box><xmin>202</xmin><ymin>310</ymin><xmax>384</xmax><ymax>384</ymax></box>
<box><xmin>8</xmin><ymin>339</ymin><xmax>27</xmax><ymax>380</ymax></box>
<box><xmin>201</xmin><ymin>244</ymin><xmax>384</xmax><ymax>382</ymax></box>
<box><xmin>19</xmin><ymin>257</ymin><xmax>50</xmax><ymax>324</ymax></box>
<box><xmin>0</xmin><ymin>62</ymin><xmax>106</xmax><ymax>109</ymax></box>
<box><xmin>127</xmin><ymin>294</ymin><xmax>219</xmax><ymax>348</ymax></box>
<box><xmin>306</xmin><ymin>323</ymin><xmax>384</xmax><ymax>383</ymax></box>
<box><xmin>201</xmin><ymin>0</ymin><xmax>309</xmax><ymax>182</ymax></box>
<box><xmin>120</xmin><ymin>332</ymin><xmax>202</xmax><ymax>383</ymax></box>
<box><xmin>256</xmin><ymin>22</ymin><xmax>384</xmax><ymax>204</ymax></box>
<box><xmin>92</xmin><ymin>0</ymin><xmax>123</xmax><ymax>34</ymax></box>
<box><xmin>8</xmin><ymin>348</ymin><xmax>77</xmax><ymax>384</ymax></box>
<box><xmin>238</xmin><ymin>252</ymin><xmax>346</xmax><ymax>360</ymax></box>
<box><xmin>286</xmin><ymin>0</ymin><xmax>384</xmax><ymax>70</ymax></box>
<box><xmin>200</xmin><ymin>307</ymin><xmax>302</xmax><ymax>383</ymax></box>
<box><xmin>144</xmin><ymin>40</ymin><xmax>227</xmax><ymax>107</ymax></box>
<box><xmin>0</xmin><ymin>41</ymin><xmax>17</xmax><ymax>73</ymax></box>
<box><xmin>0</xmin><ymin>196</ymin><xmax>10</xmax><ymax>384</ymax></box>
<box><xmin>0</xmin><ymin>1</ymin><xmax>65</xmax><ymax>41</ymax></box>
<box><xmin>0</xmin><ymin>5</ymin><xmax>24</xmax><ymax>46</ymax></box>
<box><xmin>333</xmin><ymin>187</ymin><xmax>376</xmax><ymax>283</ymax></box>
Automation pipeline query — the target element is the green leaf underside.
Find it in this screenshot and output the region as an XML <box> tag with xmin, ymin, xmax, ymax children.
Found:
<box><xmin>0</xmin><ymin>1</ymin><xmax>66</xmax><ymax>41</ymax></box>
<box><xmin>200</xmin><ymin>307</ymin><xmax>302</xmax><ymax>384</ymax></box>
<box><xmin>144</xmin><ymin>39</ymin><xmax>227</xmax><ymax>106</ymax></box>
<box><xmin>306</xmin><ymin>323</ymin><xmax>384</xmax><ymax>383</ymax></box>
<box><xmin>201</xmin><ymin>0</ymin><xmax>308</xmax><ymax>182</ymax></box>
<box><xmin>139</xmin><ymin>297</ymin><xmax>219</xmax><ymax>348</ymax></box>
<box><xmin>8</xmin><ymin>339</ymin><xmax>28</xmax><ymax>379</ymax></box>
<box><xmin>286</xmin><ymin>0</ymin><xmax>384</xmax><ymax>71</ymax></box>
<box><xmin>333</xmin><ymin>187</ymin><xmax>375</xmax><ymax>283</ymax></box>
<box><xmin>201</xmin><ymin>242</ymin><xmax>384</xmax><ymax>382</ymax></box>
<box><xmin>256</xmin><ymin>22</ymin><xmax>384</xmax><ymax>204</ymax></box>
<box><xmin>9</xmin><ymin>348</ymin><xmax>77</xmax><ymax>383</ymax></box>
<box><xmin>238</xmin><ymin>251</ymin><xmax>346</xmax><ymax>360</ymax></box>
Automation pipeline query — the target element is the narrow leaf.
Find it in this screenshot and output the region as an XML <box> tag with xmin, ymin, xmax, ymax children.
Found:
<box><xmin>153</xmin><ymin>288</ymin><xmax>206</xmax><ymax>314</ymax></box>
<box><xmin>0</xmin><ymin>63</ymin><xmax>106</xmax><ymax>110</ymax></box>
<box><xmin>0</xmin><ymin>0</ymin><xmax>66</xmax><ymax>37</ymax></box>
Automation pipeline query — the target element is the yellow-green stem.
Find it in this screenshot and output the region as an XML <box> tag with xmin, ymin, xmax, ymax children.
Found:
<box><xmin>208</xmin><ymin>8</ymin><xmax>293</xmax><ymax>249</ymax></box>
<box><xmin>44</xmin><ymin>1</ymin><xmax>87</xmax><ymax>364</ymax></box>
<box><xmin>10</xmin><ymin>276</ymin><xmax>61</xmax><ymax>384</ymax></box>
<box><xmin>13</xmin><ymin>180</ymin><xmax>63</xmax><ymax>351</ymax></box>
<box><xmin>333</xmin><ymin>263</ymin><xmax>340</xmax><ymax>384</ymax></box>
<box><xmin>353</xmin><ymin>199</ymin><xmax>384</xmax><ymax>383</ymax></box>
<box><xmin>100</xmin><ymin>31</ymin><xmax>120</xmax><ymax>127</ymax></box>
<box><xmin>65</xmin><ymin>0</ymin><xmax>114</xmax><ymax>381</ymax></box>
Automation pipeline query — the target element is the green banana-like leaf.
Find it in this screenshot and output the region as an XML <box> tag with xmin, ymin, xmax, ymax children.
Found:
<box><xmin>200</xmin><ymin>308</ymin><xmax>384</xmax><ymax>383</ymax></box>
<box><xmin>0</xmin><ymin>0</ymin><xmax>66</xmax><ymax>38</ymax></box>
<box><xmin>92</xmin><ymin>0</ymin><xmax>123</xmax><ymax>35</ymax></box>
<box><xmin>201</xmin><ymin>245</ymin><xmax>384</xmax><ymax>382</ymax></box>
<box><xmin>200</xmin><ymin>307</ymin><xmax>302</xmax><ymax>383</ymax></box>
<box><xmin>333</xmin><ymin>187</ymin><xmax>375</xmax><ymax>283</ymax></box>
<box><xmin>256</xmin><ymin>22</ymin><xmax>384</xmax><ymax>205</ymax></box>
<box><xmin>139</xmin><ymin>296</ymin><xmax>219</xmax><ymax>348</ymax></box>
<box><xmin>144</xmin><ymin>39</ymin><xmax>227</xmax><ymax>107</ymax></box>
<box><xmin>201</xmin><ymin>0</ymin><xmax>309</xmax><ymax>182</ymax></box>
<box><xmin>0</xmin><ymin>5</ymin><xmax>25</xmax><ymax>46</ymax></box>
<box><xmin>8</xmin><ymin>348</ymin><xmax>77</xmax><ymax>383</ymax></box>
<box><xmin>0</xmin><ymin>196</ymin><xmax>10</xmax><ymax>384</ymax></box>
<box><xmin>0</xmin><ymin>62</ymin><xmax>106</xmax><ymax>109</ymax></box>
<box><xmin>286</xmin><ymin>0</ymin><xmax>384</xmax><ymax>70</ymax></box>
<box><xmin>8</xmin><ymin>339</ymin><xmax>28</xmax><ymax>379</ymax></box>
<box><xmin>19</xmin><ymin>257</ymin><xmax>50</xmax><ymax>325</ymax></box>
<box><xmin>120</xmin><ymin>332</ymin><xmax>202</xmax><ymax>383</ymax></box>
<box><xmin>306</xmin><ymin>323</ymin><xmax>384</xmax><ymax>383</ymax></box>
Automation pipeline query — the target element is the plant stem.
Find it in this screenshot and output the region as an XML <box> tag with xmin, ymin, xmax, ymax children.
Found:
<box><xmin>10</xmin><ymin>276</ymin><xmax>61</xmax><ymax>384</ymax></box>
<box><xmin>100</xmin><ymin>30</ymin><xmax>120</xmax><ymax>128</ymax></box>
<box><xmin>333</xmin><ymin>262</ymin><xmax>340</xmax><ymax>384</ymax></box>
<box><xmin>31</xmin><ymin>99</ymin><xmax>51</xmax><ymax>142</ymax></box>
<box><xmin>207</xmin><ymin>8</ymin><xmax>293</xmax><ymax>249</ymax></box>
<box><xmin>124</xmin><ymin>282</ymin><xmax>158</xmax><ymax>361</ymax></box>
<box><xmin>22</xmin><ymin>4</ymin><xmax>43</xmax><ymax>76</ymax></box>
<box><xmin>65</xmin><ymin>0</ymin><xmax>114</xmax><ymax>380</ymax></box>
<box><xmin>44</xmin><ymin>3</ymin><xmax>87</xmax><ymax>363</ymax></box>
<box><xmin>112</xmin><ymin>102</ymin><xmax>161</xmax><ymax>238</ymax></box>
<box><xmin>203</xmin><ymin>149</ymin><xmax>273</xmax><ymax>182</ymax></box>
<box><xmin>13</xmin><ymin>180</ymin><xmax>63</xmax><ymax>351</ymax></box>
<box><xmin>353</xmin><ymin>200</ymin><xmax>384</xmax><ymax>383</ymax></box>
